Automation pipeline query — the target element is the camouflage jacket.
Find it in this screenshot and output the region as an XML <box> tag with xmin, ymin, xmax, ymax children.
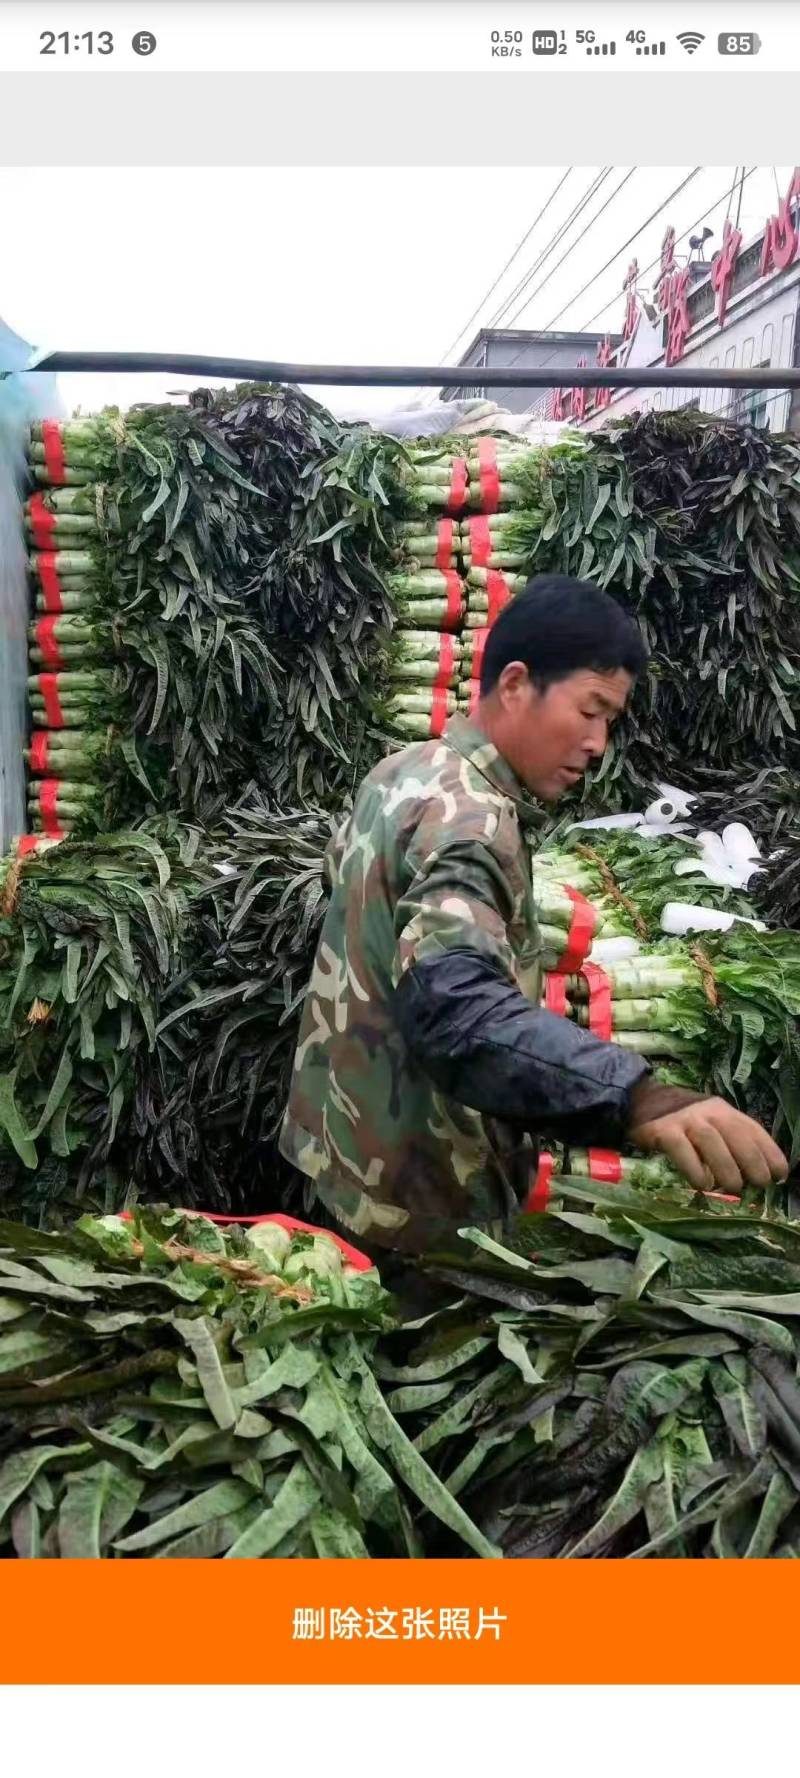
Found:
<box><xmin>280</xmin><ymin>715</ymin><xmax>644</xmax><ymax>1255</ymax></box>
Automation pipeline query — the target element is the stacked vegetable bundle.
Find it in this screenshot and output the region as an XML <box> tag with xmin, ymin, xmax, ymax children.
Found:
<box><xmin>25</xmin><ymin>441</ymin><xmax>120</xmax><ymax>838</ymax></box>
<box><xmin>533</xmin><ymin>829</ymin><xmax>800</xmax><ymax>1165</ymax></box>
<box><xmin>384</xmin><ymin>518</ymin><xmax>465</xmax><ymax>740</ymax></box>
<box><xmin>0</xmin><ymin>824</ymin><xmax>201</xmax><ymax>1216</ymax></box>
<box><xmin>0</xmin><ymin>1206</ymin><xmax>497</xmax><ymax>1560</ymax></box>
<box><xmin>23</xmin><ymin>410</ymin><xmax>279</xmax><ymax>834</ymax></box>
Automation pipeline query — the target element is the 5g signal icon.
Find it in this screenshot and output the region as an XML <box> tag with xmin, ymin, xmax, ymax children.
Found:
<box><xmin>677</xmin><ymin>31</ymin><xmax>706</xmax><ymax>54</ymax></box>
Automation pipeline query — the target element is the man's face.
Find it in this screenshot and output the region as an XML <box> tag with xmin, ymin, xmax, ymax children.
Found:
<box><xmin>490</xmin><ymin>664</ymin><xmax>633</xmax><ymax>801</ymax></box>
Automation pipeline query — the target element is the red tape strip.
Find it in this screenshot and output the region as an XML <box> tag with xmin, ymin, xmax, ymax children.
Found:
<box><xmin>429</xmin><ymin>687</ymin><xmax>449</xmax><ymax>739</ymax></box>
<box><xmin>29</xmin><ymin>731</ymin><xmax>50</xmax><ymax>775</ymax></box>
<box><xmin>525</xmin><ymin>1151</ymin><xmax>553</xmax><ymax>1214</ymax></box>
<box><xmin>38</xmin><ymin>674</ymin><xmax>65</xmax><ymax>728</ymax></box>
<box><xmin>433</xmin><ymin>633</ymin><xmax>455</xmax><ymax>691</ymax></box>
<box><xmin>469</xmin><ymin>626</ymin><xmax>489</xmax><ymax>685</ymax></box>
<box><xmin>38</xmin><ymin>780</ymin><xmax>65</xmax><ymax>839</ymax></box>
<box><xmin>36</xmin><ymin>616</ymin><xmax>64</xmax><ymax>669</ymax></box>
<box><xmin>555</xmin><ymin>887</ymin><xmax>597</xmax><ymax>974</ymax></box>
<box><xmin>487</xmin><ymin>569</ymin><xmax>512</xmax><ymax>625</ymax></box>
<box><xmin>36</xmin><ymin>554</ymin><xmax>64</xmax><ymax>614</ymax></box>
<box><xmin>42</xmin><ymin>420</ymin><xmax>67</xmax><ymax>486</ymax></box>
<box><xmin>29</xmin><ymin>494</ymin><xmax>56</xmax><ymax>550</ymax></box>
<box><xmin>18</xmin><ymin>834</ymin><xmax>47</xmax><ymax>857</ymax></box>
<box><xmin>545</xmin><ymin>973</ymin><xmax>569</xmax><ymax>1017</ymax></box>
<box><xmin>469</xmin><ymin>516</ymin><xmax>492</xmax><ymax>569</ymax></box>
<box><xmin>443</xmin><ymin>570</ymin><xmax>463</xmax><ymax>631</ymax></box>
<box><xmin>477</xmin><ymin>438</ymin><xmax>501</xmax><ymax>513</ymax></box>
<box><xmin>446</xmin><ymin>458</ymin><xmax>468</xmax><ymax>515</ymax></box>
<box><xmin>435</xmin><ymin>518</ymin><xmax>455</xmax><ymax>571</ymax></box>
<box><xmin>588</xmin><ymin>1148</ymin><xmax>623</xmax><ymax>1183</ymax></box>
<box><xmin>581</xmin><ymin>961</ymin><xmax>613</xmax><ymax>1041</ymax></box>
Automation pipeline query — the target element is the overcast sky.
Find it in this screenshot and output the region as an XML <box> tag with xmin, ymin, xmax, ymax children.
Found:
<box><xmin>1</xmin><ymin>165</ymin><xmax>794</xmax><ymax>417</ymax></box>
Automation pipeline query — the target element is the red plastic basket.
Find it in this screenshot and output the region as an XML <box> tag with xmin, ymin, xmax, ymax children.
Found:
<box><xmin>118</xmin><ymin>1208</ymin><xmax>373</xmax><ymax>1273</ymax></box>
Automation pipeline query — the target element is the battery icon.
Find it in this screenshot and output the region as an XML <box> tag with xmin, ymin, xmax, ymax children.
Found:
<box><xmin>717</xmin><ymin>32</ymin><xmax>761</xmax><ymax>54</ymax></box>
<box><xmin>532</xmin><ymin>30</ymin><xmax>559</xmax><ymax>55</ymax></box>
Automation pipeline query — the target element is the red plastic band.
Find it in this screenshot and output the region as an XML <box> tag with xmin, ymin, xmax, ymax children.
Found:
<box><xmin>555</xmin><ymin>887</ymin><xmax>597</xmax><ymax>974</ymax></box>
<box><xmin>581</xmin><ymin>961</ymin><xmax>613</xmax><ymax>1042</ymax></box>
<box><xmin>38</xmin><ymin>780</ymin><xmax>65</xmax><ymax>839</ymax></box>
<box><xmin>42</xmin><ymin>420</ymin><xmax>67</xmax><ymax>486</ymax></box>
<box><xmin>18</xmin><ymin>833</ymin><xmax>47</xmax><ymax>857</ymax></box>
<box><xmin>36</xmin><ymin>553</ymin><xmax>64</xmax><ymax>614</ymax></box>
<box><xmin>487</xmin><ymin>570</ymin><xmax>513</xmax><ymax>625</ymax></box>
<box><xmin>469</xmin><ymin>626</ymin><xmax>489</xmax><ymax>684</ymax></box>
<box><xmin>477</xmin><ymin>437</ymin><xmax>501</xmax><ymax>513</ymax></box>
<box><xmin>38</xmin><ymin>674</ymin><xmax>64</xmax><ymax>728</ymax></box>
<box><xmin>469</xmin><ymin>515</ymin><xmax>493</xmax><ymax>569</ymax></box>
<box><xmin>588</xmin><ymin>1148</ymin><xmax>623</xmax><ymax>1183</ymax></box>
<box><xmin>443</xmin><ymin>570</ymin><xmax>463</xmax><ymax>631</ymax></box>
<box><xmin>433</xmin><ymin>633</ymin><xmax>455</xmax><ymax>690</ymax></box>
<box><xmin>525</xmin><ymin>1151</ymin><xmax>554</xmax><ymax>1214</ymax></box>
<box><xmin>29</xmin><ymin>493</ymin><xmax>56</xmax><ymax>550</ymax></box>
<box><xmin>120</xmin><ymin>1209</ymin><xmax>373</xmax><ymax>1272</ymax></box>
<box><xmin>429</xmin><ymin>687</ymin><xmax>449</xmax><ymax>739</ymax></box>
<box><xmin>435</xmin><ymin>518</ymin><xmax>455</xmax><ymax>571</ymax></box>
<box><xmin>36</xmin><ymin>616</ymin><xmax>64</xmax><ymax>669</ymax></box>
<box><xmin>545</xmin><ymin>973</ymin><xmax>569</xmax><ymax>1017</ymax></box>
<box><xmin>29</xmin><ymin>731</ymin><xmax>50</xmax><ymax>774</ymax></box>
<box><xmin>446</xmin><ymin>457</ymin><xmax>468</xmax><ymax>515</ymax></box>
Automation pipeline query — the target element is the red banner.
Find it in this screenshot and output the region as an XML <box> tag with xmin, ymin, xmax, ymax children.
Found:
<box><xmin>35</xmin><ymin>616</ymin><xmax>64</xmax><ymax>669</ymax></box>
<box><xmin>446</xmin><ymin>458</ymin><xmax>468</xmax><ymax>515</ymax></box>
<box><xmin>29</xmin><ymin>493</ymin><xmax>56</xmax><ymax>551</ymax></box>
<box><xmin>37</xmin><ymin>553</ymin><xmax>64</xmax><ymax>613</ymax></box>
<box><xmin>545</xmin><ymin>972</ymin><xmax>568</xmax><ymax>1017</ymax></box>
<box><xmin>443</xmin><ymin>570</ymin><xmax>463</xmax><ymax>631</ymax></box>
<box><xmin>581</xmin><ymin>960</ymin><xmax>613</xmax><ymax>1041</ymax></box>
<box><xmin>37</xmin><ymin>780</ymin><xmax>65</xmax><ymax>839</ymax></box>
<box><xmin>433</xmin><ymin>633</ymin><xmax>455</xmax><ymax>690</ymax></box>
<box><xmin>487</xmin><ymin>570</ymin><xmax>512</xmax><ymax>625</ymax></box>
<box><xmin>29</xmin><ymin>731</ymin><xmax>50</xmax><ymax>775</ymax></box>
<box><xmin>477</xmin><ymin>438</ymin><xmax>500</xmax><ymax>514</ymax></box>
<box><xmin>524</xmin><ymin>1150</ymin><xmax>553</xmax><ymax>1214</ymax></box>
<box><xmin>587</xmin><ymin>1148</ymin><xmax>623</xmax><ymax>1183</ymax></box>
<box><xmin>38</xmin><ymin>674</ymin><xmax>65</xmax><ymax>728</ymax></box>
<box><xmin>435</xmin><ymin>518</ymin><xmax>455</xmax><ymax>571</ymax></box>
<box><xmin>429</xmin><ymin>688</ymin><xmax>449</xmax><ymax>739</ymax></box>
<box><xmin>41</xmin><ymin>420</ymin><xmax>67</xmax><ymax>486</ymax></box>
<box><xmin>554</xmin><ymin>888</ymin><xmax>597</xmax><ymax>974</ymax></box>
<box><xmin>468</xmin><ymin>516</ymin><xmax>492</xmax><ymax>569</ymax></box>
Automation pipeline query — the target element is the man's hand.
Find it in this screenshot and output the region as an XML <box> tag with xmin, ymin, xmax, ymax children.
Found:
<box><xmin>629</xmin><ymin>1090</ymin><xmax>788</xmax><ymax>1195</ymax></box>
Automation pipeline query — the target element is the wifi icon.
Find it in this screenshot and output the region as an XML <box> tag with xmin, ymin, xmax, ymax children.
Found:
<box><xmin>677</xmin><ymin>31</ymin><xmax>706</xmax><ymax>54</ymax></box>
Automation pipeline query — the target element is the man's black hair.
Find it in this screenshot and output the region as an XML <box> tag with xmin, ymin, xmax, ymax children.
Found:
<box><xmin>479</xmin><ymin>575</ymin><xmax>649</xmax><ymax>696</ymax></box>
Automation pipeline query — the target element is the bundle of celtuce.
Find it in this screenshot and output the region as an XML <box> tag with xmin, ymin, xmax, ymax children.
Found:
<box><xmin>534</xmin><ymin>830</ymin><xmax>800</xmax><ymax>1164</ymax></box>
<box><xmin>383</xmin><ymin>630</ymin><xmax>463</xmax><ymax>741</ymax></box>
<box><xmin>0</xmin><ymin>825</ymin><xmax>200</xmax><ymax>1194</ymax></box>
<box><xmin>24</xmin><ymin>411</ymin><xmax>278</xmax><ymax>831</ymax></box>
<box><xmin>0</xmin><ymin>1206</ymin><xmax>498</xmax><ymax>1560</ymax></box>
<box><xmin>388</xmin><ymin>1200</ymin><xmax>800</xmax><ymax>1558</ymax></box>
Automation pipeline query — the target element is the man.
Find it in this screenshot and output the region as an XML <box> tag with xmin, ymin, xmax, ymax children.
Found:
<box><xmin>280</xmin><ymin>575</ymin><xmax>787</xmax><ymax>1258</ymax></box>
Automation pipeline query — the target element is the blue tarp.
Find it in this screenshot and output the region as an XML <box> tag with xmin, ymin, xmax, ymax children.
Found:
<box><xmin>0</xmin><ymin>318</ymin><xmax>63</xmax><ymax>852</ymax></box>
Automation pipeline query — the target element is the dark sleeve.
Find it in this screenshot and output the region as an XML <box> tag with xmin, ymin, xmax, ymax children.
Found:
<box><xmin>392</xmin><ymin>947</ymin><xmax>653</xmax><ymax>1150</ymax></box>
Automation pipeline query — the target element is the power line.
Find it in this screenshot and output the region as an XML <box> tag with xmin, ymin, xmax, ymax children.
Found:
<box><xmin>530</xmin><ymin>169</ymin><xmax>758</xmax><ymax>383</ymax></box>
<box><xmin>438</xmin><ymin>168</ymin><xmax>573</xmax><ymax>364</ymax></box>
<box><xmin>500</xmin><ymin>168</ymin><xmax>638</xmax><ymax>336</ymax></box>
<box><xmin>485</xmin><ymin>169</ymin><xmax>614</xmax><ymax>332</ymax></box>
<box><xmin>536</xmin><ymin>169</ymin><xmax>701</xmax><ymax>340</ymax></box>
